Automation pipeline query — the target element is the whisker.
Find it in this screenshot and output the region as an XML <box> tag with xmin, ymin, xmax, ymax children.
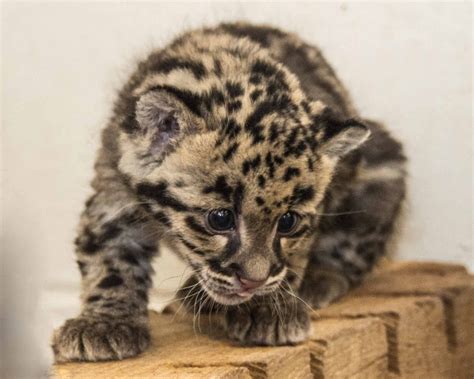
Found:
<box><xmin>197</xmin><ymin>294</ymin><xmax>210</xmax><ymax>333</ymax></box>
<box><xmin>154</xmin><ymin>268</ymin><xmax>190</xmax><ymax>290</ymax></box>
<box><xmin>208</xmin><ymin>297</ymin><xmax>216</xmax><ymax>328</ymax></box>
<box><xmin>272</xmin><ymin>291</ymin><xmax>284</xmax><ymax>327</ymax></box>
<box><xmin>171</xmin><ymin>279</ymin><xmax>203</xmax><ymax>321</ymax></box>
<box><xmin>192</xmin><ymin>288</ymin><xmax>206</xmax><ymax>336</ymax></box>
<box><xmin>316</xmin><ymin>209</ymin><xmax>366</xmax><ymax>217</ymax></box>
<box><xmin>280</xmin><ymin>280</ymin><xmax>317</xmax><ymax>315</ymax></box>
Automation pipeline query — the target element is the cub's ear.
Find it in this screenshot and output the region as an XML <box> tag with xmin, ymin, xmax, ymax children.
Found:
<box><xmin>135</xmin><ymin>91</ymin><xmax>197</xmax><ymax>157</ymax></box>
<box><xmin>315</xmin><ymin>109</ymin><xmax>371</xmax><ymax>158</ymax></box>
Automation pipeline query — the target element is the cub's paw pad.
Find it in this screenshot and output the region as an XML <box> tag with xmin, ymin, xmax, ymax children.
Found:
<box><xmin>52</xmin><ymin>317</ymin><xmax>150</xmax><ymax>362</ymax></box>
<box><xmin>225</xmin><ymin>301</ymin><xmax>310</xmax><ymax>346</ymax></box>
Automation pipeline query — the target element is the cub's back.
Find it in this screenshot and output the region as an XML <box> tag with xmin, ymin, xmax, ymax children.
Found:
<box><xmin>214</xmin><ymin>22</ymin><xmax>357</xmax><ymax>118</ymax></box>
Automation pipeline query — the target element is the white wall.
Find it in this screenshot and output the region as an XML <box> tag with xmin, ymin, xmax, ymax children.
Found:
<box><xmin>1</xmin><ymin>2</ymin><xmax>472</xmax><ymax>377</ymax></box>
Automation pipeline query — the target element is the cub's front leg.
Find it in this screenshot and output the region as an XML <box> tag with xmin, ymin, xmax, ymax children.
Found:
<box><xmin>300</xmin><ymin>120</ymin><xmax>406</xmax><ymax>309</ymax></box>
<box><xmin>225</xmin><ymin>294</ymin><xmax>310</xmax><ymax>346</ymax></box>
<box><xmin>52</xmin><ymin>189</ymin><xmax>159</xmax><ymax>362</ymax></box>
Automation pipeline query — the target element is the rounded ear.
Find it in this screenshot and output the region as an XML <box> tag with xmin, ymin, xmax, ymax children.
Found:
<box><xmin>312</xmin><ymin>106</ymin><xmax>371</xmax><ymax>158</ymax></box>
<box><xmin>135</xmin><ymin>91</ymin><xmax>198</xmax><ymax>157</ymax></box>
<box><xmin>136</xmin><ymin>91</ymin><xmax>180</xmax><ymax>156</ymax></box>
<box><xmin>320</xmin><ymin>119</ymin><xmax>370</xmax><ymax>158</ymax></box>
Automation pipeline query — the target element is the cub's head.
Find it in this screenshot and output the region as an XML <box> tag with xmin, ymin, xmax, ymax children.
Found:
<box><xmin>117</xmin><ymin>39</ymin><xmax>369</xmax><ymax>305</ymax></box>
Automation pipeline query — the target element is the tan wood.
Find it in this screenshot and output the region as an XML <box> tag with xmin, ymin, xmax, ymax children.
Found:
<box><xmin>316</xmin><ymin>295</ymin><xmax>450</xmax><ymax>378</ymax></box>
<box><xmin>309</xmin><ymin>317</ymin><xmax>388</xmax><ymax>378</ymax></box>
<box><xmin>52</xmin><ymin>262</ymin><xmax>474</xmax><ymax>379</ymax></box>
<box><xmin>354</xmin><ymin>261</ymin><xmax>474</xmax><ymax>378</ymax></box>
<box><xmin>54</xmin><ymin>365</ymin><xmax>252</xmax><ymax>379</ymax></box>
<box><xmin>52</xmin><ymin>311</ymin><xmax>312</xmax><ymax>379</ymax></box>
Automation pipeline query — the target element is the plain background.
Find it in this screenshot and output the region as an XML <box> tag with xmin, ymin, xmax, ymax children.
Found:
<box><xmin>1</xmin><ymin>1</ymin><xmax>472</xmax><ymax>378</ymax></box>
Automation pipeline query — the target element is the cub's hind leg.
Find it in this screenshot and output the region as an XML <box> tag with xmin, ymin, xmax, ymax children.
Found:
<box><xmin>300</xmin><ymin>121</ymin><xmax>406</xmax><ymax>308</ymax></box>
<box><xmin>52</xmin><ymin>168</ymin><xmax>160</xmax><ymax>362</ymax></box>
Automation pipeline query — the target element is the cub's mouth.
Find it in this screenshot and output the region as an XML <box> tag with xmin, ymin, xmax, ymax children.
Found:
<box><xmin>198</xmin><ymin>266</ymin><xmax>288</xmax><ymax>306</ymax></box>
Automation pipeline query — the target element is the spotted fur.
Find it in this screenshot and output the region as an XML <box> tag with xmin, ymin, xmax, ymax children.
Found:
<box><xmin>52</xmin><ymin>22</ymin><xmax>406</xmax><ymax>362</ymax></box>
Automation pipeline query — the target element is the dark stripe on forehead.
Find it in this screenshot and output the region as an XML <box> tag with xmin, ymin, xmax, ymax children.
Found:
<box><xmin>244</xmin><ymin>101</ymin><xmax>275</xmax><ymax>144</ymax></box>
<box><xmin>245</xmin><ymin>95</ymin><xmax>293</xmax><ymax>145</ymax></box>
<box><xmin>222</xmin><ymin>142</ymin><xmax>239</xmax><ymax>162</ymax></box>
<box><xmin>242</xmin><ymin>154</ymin><xmax>261</xmax><ymax>176</ymax></box>
<box><xmin>136</xmin><ymin>181</ymin><xmax>189</xmax><ymax>212</ymax></box>
<box><xmin>225</xmin><ymin>81</ymin><xmax>244</xmax><ymax>98</ymax></box>
<box><xmin>265</xmin><ymin>152</ymin><xmax>275</xmax><ymax>178</ymax></box>
<box><xmin>290</xmin><ymin>185</ymin><xmax>315</xmax><ymax>205</ymax></box>
<box><xmin>203</xmin><ymin>175</ymin><xmax>233</xmax><ymax>202</ymax></box>
<box><xmin>226</xmin><ymin>100</ymin><xmax>242</xmax><ymax>113</ymax></box>
<box><xmin>283</xmin><ymin>167</ymin><xmax>301</xmax><ymax>181</ymax></box>
<box><xmin>222</xmin><ymin>118</ymin><xmax>242</xmax><ymax>140</ymax></box>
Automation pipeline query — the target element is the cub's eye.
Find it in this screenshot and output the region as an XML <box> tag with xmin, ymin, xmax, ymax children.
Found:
<box><xmin>277</xmin><ymin>212</ymin><xmax>299</xmax><ymax>234</ymax></box>
<box><xmin>207</xmin><ymin>209</ymin><xmax>235</xmax><ymax>231</ymax></box>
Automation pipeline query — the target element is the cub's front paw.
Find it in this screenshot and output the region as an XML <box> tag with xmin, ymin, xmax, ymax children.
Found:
<box><xmin>52</xmin><ymin>316</ymin><xmax>150</xmax><ymax>362</ymax></box>
<box><xmin>225</xmin><ymin>299</ymin><xmax>310</xmax><ymax>346</ymax></box>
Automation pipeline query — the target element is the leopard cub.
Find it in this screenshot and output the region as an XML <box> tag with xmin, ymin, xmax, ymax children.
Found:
<box><xmin>52</xmin><ymin>22</ymin><xmax>406</xmax><ymax>362</ymax></box>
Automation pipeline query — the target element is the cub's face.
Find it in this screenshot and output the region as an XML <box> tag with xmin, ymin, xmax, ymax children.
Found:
<box><xmin>118</xmin><ymin>87</ymin><xmax>369</xmax><ymax>305</ymax></box>
<box><xmin>137</xmin><ymin>131</ymin><xmax>334</xmax><ymax>305</ymax></box>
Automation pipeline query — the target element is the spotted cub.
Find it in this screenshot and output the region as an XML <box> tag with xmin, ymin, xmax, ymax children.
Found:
<box><xmin>52</xmin><ymin>22</ymin><xmax>406</xmax><ymax>362</ymax></box>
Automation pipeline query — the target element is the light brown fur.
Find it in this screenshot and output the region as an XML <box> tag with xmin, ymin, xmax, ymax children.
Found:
<box><xmin>52</xmin><ymin>22</ymin><xmax>406</xmax><ymax>362</ymax></box>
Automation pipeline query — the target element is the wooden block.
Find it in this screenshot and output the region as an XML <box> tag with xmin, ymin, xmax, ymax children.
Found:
<box><xmin>54</xmin><ymin>364</ymin><xmax>251</xmax><ymax>379</ymax></box>
<box><xmin>352</xmin><ymin>262</ymin><xmax>474</xmax><ymax>378</ymax></box>
<box><xmin>308</xmin><ymin>317</ymin><xmax>388</xmax><ymax>378</ymax></box>
<box><xmin>157</xmin><ymin>366</ymin><xmax>252</xmax><ymax>379</ymax></box>
<box><xmin>316</xmin><ymin>295</ymin><xmax>450</xmax><ymax>378</ymax></box>
<box><xmin>52</xmin><ymin>262</ymin><xmax>473</xmax><ymax>378</ymax></box>
<box><xmin>53</xmin><ymin>311</ymin><xmax>312</xmax><ymax>379</ymax></box>
<box><xmin>379</xmin><ymin>261</ymin><xmax>468</xmax><ymax>276</ymax></box>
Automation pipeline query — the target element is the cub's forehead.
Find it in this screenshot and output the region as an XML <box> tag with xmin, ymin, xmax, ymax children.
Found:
<box><xmin>132</xmin><ymin>34</ymin><xmax>331</xmax><ymax>214</ymax></box>
<box><xmin>159</xmin><ymin>129</ymin><xmax>327</xmax><ymax>217</ymax></box>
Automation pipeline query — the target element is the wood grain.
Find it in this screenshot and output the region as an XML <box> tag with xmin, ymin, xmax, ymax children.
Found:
<box><xmin>308</xmin><ymin>317</ymin><xmax>388</xmax><ymax>378</ymax></box>
<box><xmin>52</xmin><ymin>262</ymin><xmax>473</xmax><ymax>379</ymax></box>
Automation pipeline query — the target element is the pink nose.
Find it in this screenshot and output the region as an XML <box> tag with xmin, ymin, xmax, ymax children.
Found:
<box><xmin>237</xmin><ymin>276</ymin><xmax>266</xmax><ymax>290</ymax></box>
